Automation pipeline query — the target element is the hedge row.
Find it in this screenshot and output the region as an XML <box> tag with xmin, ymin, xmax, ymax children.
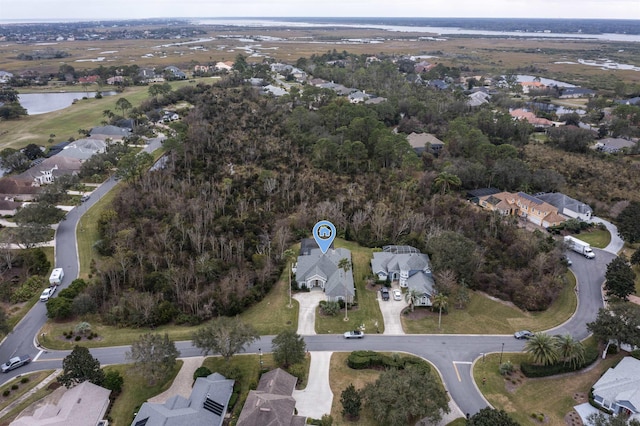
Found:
<box><xmin>346</xmin><ymin>350</ymin><xmax>431</xmax><ymax>374</ymax></box>
<box><xmin>520</xmin><ymin>345</ymin><xmax>599</xmax><ymax>378</ymax></box>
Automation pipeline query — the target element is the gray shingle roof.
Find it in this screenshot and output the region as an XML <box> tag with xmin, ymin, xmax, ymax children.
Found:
<box><xmin>131</xmin><ymin>373</ymin><xmax>234</xmax><ymax>426</ymax></box>
<box><xmin>535</xmin><ymin>192</ymin><xmax>592</xmax><ymax>216</ymax></box>
<box><xmin>295</xmin><ymin>248</ymin><xmax>354</xmax><ymax>299</ymax></box>
<box><xmin>593</xmin><ymin>357</ymin><xmax>640</xmax><ymax>414</ymax></box>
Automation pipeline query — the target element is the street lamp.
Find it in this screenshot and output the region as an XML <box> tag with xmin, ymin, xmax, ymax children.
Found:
<box><xmin>259</xmin><ymin>348</ymin><xmax>263</xmax><ymax>368</ymax></box>
<box><xmin>499</xmin><ymin>342</ymin><xmax>504</xmax><ymax>364</ymax></box>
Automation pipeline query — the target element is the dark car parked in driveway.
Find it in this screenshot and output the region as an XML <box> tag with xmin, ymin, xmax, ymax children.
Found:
<box><xmin>381</xmin><ymin>287</ymin><xmax>390</xmax><ymax>301</ymax></box>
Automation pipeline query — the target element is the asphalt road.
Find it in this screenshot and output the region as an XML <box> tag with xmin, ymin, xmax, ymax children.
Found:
<box><xmin>0</xmin><ymin>134</ymin><xmax>617</xmax><ymax>417</ymax></box>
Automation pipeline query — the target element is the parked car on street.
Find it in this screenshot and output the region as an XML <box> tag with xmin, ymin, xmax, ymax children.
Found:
<box><xmin>514</xmin><ymin>330</ymin><xmax>534</xmax><ymax>339</ymax></box>
<box><xmin>344</xmin><ymin>330</ymin><xmax>365</xmax><ymax>339</ymax></box>
<box><xmin>381</xmin><ymin>287</ymin><xmax>390</xmax><ymax>301</ymax></box>
<box><xmin>393</xmin><ymin>289</ymin><xmax>402</xmax><ymax>301</ymax></box>
<box><xmin>80</xmin><ymin>195</ymin><xmax>90</xmax><ymax>202</ymax></box>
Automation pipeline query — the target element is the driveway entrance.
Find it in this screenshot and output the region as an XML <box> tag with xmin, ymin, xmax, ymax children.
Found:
<box><xmin>377</xmin><ymin>284</ymin><xmax>407</xmax><ymax>335</ymax></box>
<box><xmin>294</xmin><ymin>290</ymin><xmax>325</xmax><ymax>335</ymax></box>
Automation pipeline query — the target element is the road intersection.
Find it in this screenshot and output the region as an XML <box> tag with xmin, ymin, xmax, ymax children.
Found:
<box><xmin>0</xmin><ymin>135</ymin><xmax>620</xmax><ymax>418</ymax></box>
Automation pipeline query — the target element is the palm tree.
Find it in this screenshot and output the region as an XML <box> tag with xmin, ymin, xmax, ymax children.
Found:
<box><xmin>555</xmin><ymin>334</ymin><xmax>585</xmax><ymax>369</ymax></box>
<box><xmin>404</xmin><ymin>289</ymin><xmax>420</xmax><ymax>312</ymax></box>
<box><xmin>432</xmin><ymin>293</ymin><xmax>448</xmax><ymax>329</ymax></box>
<box><xmin>525</xmin><ymin>333</ymin><xmax>559</xmax><ymax>366</ymax></box>
<box><xmin>338</xmin><ymin>258</ymin><xmax>352</xmax><ymax>321</ymax></box>
<box><xmin>283</xmin><ymin>249</ymin><xmax>295</xmax><ymax>308</ymax></box>
<box><xmin>433</xmin><ymin>172</ymin><xmax>462</xmax><ymax>195</ymax></box>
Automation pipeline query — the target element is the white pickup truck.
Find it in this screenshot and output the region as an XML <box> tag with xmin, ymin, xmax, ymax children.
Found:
<box><xmin>1</xmin><ymin>355</ymin><xmax>31</xmax><ymax>373</ymax></box>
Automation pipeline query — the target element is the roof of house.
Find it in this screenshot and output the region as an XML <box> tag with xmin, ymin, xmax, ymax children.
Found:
<box><xmin>595</xmin><ymin>137</ymin><xmax>637</xmax><ymax>153</ymax></box>
<box><xmin>467</xmin><ymin>91</ymin><xmax>491</xmax><ymax>107</ymax></box>
<box><xmin>295</xmin><ymin>248</ymin><xmax>355</xmax><ymax>299</ymax></box>
<box><xmin>406</xmin><ymin>133</ymin><xmax>444</xmax><ymax>151</ymax></box>
<box><xmin>90</xmin><ymin>125</ymin><xmax>132</xmax><ymax>138</ymax></box>
<box><xmin>406</xmin><ymin>271</ymin><xmax>435</xmax><ymax>296</ymax></box>
<box><xmin>534</xmin><ymin>192</ymin><xmax>593</xmax><ymax>216</ymax></box>
<box><xmin>0</xmin><ymin>199</ymin><xmax>22</xmax><ymax>211</ymax></box>
<box><xmin>262</xmin><ymin>85</ymin><xmax>288</xmax><ymax>97</ymax></box>
<box><xmin>466</xmin><ymin>187</ymin><xmax>501</xmax><ymax>199</ymax></box>
<box><xmin>560</xmin><ymin>87</ymin><xmax>596</xmax><ymax>97</ymax></box>
<box><xmin>614</xmin><ymin>96</ymin><xmax>640</xmax><ymax>106</ymax></box>
<box><xmin>371</xmin><ymin>251</ymin><xmax>431</xmax><ymax>275</ymax></box>
<box><xmin>300</xmin><ymin>238</ymin><xmax>333</xmax><ymax>256</ymax></box>
<box><xmin>10</xmin><ymin>381</ymin><xmax>111</xmax><ymax>426</ymax></box>
<box><xmin>510</xmin><ymin>109</ymin><xmax>553</xmax><ymax>127</ymax></box>
<box><xmin>14</xmin><ymin>156</ymin><xmax>83</xmax><ymax>182</ymax></box>
<box><xmin>56</xmin><ymin>138</ymin><xmax>106</xmax><ymax>161</ymax></box>
<box><xmin>0</xmin><ymin>177</ymin><xmax>42</xmax><ymax>195</ymax></box>
<box><xmin>593</xmin><ymin>357</ymin><xmax>640</xmax><ymax>413</ymax></box>
<box><xmin>237</xmin><ymin>368</ymin><xmax>306</xmax><ymax>426</ymax></box>
<box><xmin>131</xmin><ymin>373</ymin><xmax>234</xmax><ymax>426</ymax></box>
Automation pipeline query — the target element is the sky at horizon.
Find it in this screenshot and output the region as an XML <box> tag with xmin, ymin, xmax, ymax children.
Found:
<box><xmin>1</xmin><ymin>0</ymin><xmax>639</xmax><ymax>22</ymax></box>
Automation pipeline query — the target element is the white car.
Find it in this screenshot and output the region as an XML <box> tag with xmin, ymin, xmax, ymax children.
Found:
<box><xmin>344</xmin><ymin>330</ymin><xmax>364</xmax><ymax>339</ymax></box>
<box><xmin>393</xmin><ymin>289</ymin><xmax>402</xmax><ymax>301</ymax></box>
<box><xmin>39</xmin><ymin>285</ymin><xmax>57</xmax><ymax>302</ymax></box>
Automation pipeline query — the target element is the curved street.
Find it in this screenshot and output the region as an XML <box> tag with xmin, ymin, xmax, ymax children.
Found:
<box><xmin>0</xmin><ymin>141</ymin><xmax>621</xmax><ymax>419</ymax></box>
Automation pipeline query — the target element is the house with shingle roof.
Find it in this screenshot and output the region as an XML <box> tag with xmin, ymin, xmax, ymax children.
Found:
<box><xmin>510</xmin><ymin>108</ymin><xmax>554</xmax><ymax>128</ymax></box>
<box><xmin>237</xmin><ymin>368</ymin><xmax>306</xmax><ymax>426</ymax></box>
<box><xmin>56</xmin><ymin>138</ymin><xmax>106</xmax><ymax>161</ymax></box>
<box><xmin>90</xmin><ymin>125</ymin><xmax>132</xmax><ymax>140</ymax></box>
<box><xmin>592</xmin><ymin>357</ymin><xmax>640</xmax><ymax>420</ymax></box>
<box><xmin>131</xmin><ymin>373</ymin><xmax>234</xmax><ymax>426</ymax></box>
<box><xmin>294</xmin><ymin>247</ymin><xmax>354</xmax><ymax>303</ymax></box>
<box><xmin>478</xmin><ymin>191</ymin><xmax>566</xmax><ymax>227</ymax></box>
<box><xmin>534</xmin><ymin>192</ymin><xmax>592</xmax><ymax>221</ymax></box>
<box><xmin>594</xmin><ymin>137</ymin><xmax>637</xmax><ymax>154</ymax></box>
<box><xmin>406</xmin><ymin>132</ymin><xmax>444</xmax><ymax>156</ymax></box>
<box><xmin>371</xmin><ymin>245</ymin><xmax>435</xmax><ymax>307</ymax></box>
<box><xmin>13</xmin><ymin>156</ymin><xmax>82</xmax><ymax>186</ymax></box>
<box><xmin>10</xmin><ymin>381</ymin><xmax>111</xmax><ymax>426</ymax></box>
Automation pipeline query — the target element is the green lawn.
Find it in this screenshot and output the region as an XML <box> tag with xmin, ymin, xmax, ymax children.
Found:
<box><xmin>571</xmin><ymin>230</ymin><xmax>611</xmax><ymax>249</ymax></box>
<box><xmin>105</xmin><ymin>361</ymin><xmax>182</xmax><ymax>426</ymax></box>
<box><xmin>314</xmin><ymin>239</ymin><xmax>384</xmax><ymax>335</ymax></box>
<box><xmin>402</xmin><ymin>272</ymin><xmax>577</xmax><ymax>334</ymax></box>
<box><xmin>473</xmin><ymin>344</ymin><xmax>623</xmax><ymax>426</ymax></box>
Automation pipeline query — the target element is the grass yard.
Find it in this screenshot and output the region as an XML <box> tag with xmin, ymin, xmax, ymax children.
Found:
<box><xmin>402</xmin><ymin>272</ymin><xmax>577</xmax><ymax>335</ymax></box>
<box><xmin>473</xmin><ymin>347</ymin><xmax>624</xmax><ymax>426</ymax></box>
<box><xmin>571</xmin><ymin>229</ymin><xmax>611</xmax><ymax>249</ymax></box>
<box><xmin>314</xmin><ymin>239</ymin><xmax>384</xmax><ymax>335</ymax></box>
<box><xmin>0</xmin><ymin>370</ymin><xmax>54</xmax><ymax>421</ymax></box>
<box><xmin>105</xmin><ymin>361</ymin><xmax>182</xmax><ymax>426</ymax></box>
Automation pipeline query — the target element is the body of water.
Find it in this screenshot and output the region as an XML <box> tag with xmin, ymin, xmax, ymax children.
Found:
<box><xmin>18</xmin><ymin>91</ymin><xmax>116</xmax><ymax>115</ymax></box>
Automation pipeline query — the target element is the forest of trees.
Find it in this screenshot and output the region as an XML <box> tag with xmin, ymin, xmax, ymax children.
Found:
<box><xmin>75</xmin><ymin>55</ymin><xmax>579</xmax><ymax>327</ymax></box>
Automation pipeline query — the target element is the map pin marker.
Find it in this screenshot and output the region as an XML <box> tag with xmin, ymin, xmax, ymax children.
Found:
<box><xmin>313</xmin><ymin>220</ymin><xmax>336</xmax><ymax>254</ymax></box>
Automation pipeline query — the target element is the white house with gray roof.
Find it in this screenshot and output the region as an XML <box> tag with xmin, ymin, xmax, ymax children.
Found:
<box><xmin>294</xmin><ymin>247</ymin><xmax>354</xmax><ymax>303</ymax></box>
<box><xmin>131</xmin><ymin>373</ymin><xmax>234</xmax><ymax>426</ymax></box>
<box><xmin>534</xmin><ymin>192</ymin><xmax>592</xmax><ymax>221</ymax></box>
<box><xmin>592</xmin><ymin>357</ymin><xmax>640</xmax><ymax>420</ymax></box>
<box><xmin>371</xmin><ymin>245</ymin><xmax>435</xmax><ymax>307</ymax></box>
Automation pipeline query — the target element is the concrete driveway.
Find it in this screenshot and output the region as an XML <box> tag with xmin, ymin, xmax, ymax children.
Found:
<box><xmin>591</xmin><ymin>216</ymin><xmax>624</xmax><ymax>255</ymax></box>
<box><xmin>294</xmin><ymin>290</ymin><xmax>326</xmax><ymax>335</ymax></box>
<box><xmin>293</xmin><ymin>351</ymin><xmax>333</xmax><ymax>419</ymax></box>
<box><xmin>377</xmin><ymin>285</ymin><xmax>407</xmax><ymax>335</ymax></box>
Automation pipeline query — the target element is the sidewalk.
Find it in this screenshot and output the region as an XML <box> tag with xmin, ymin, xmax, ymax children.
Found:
<box><xmin>0</xmin><ymin>369</ymin><xmax>61</xmax><ymax>419</ymax></box>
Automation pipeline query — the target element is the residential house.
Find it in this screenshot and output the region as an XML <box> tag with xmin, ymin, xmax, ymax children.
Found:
<box><xmin>466</xmin><ymin>187</ymin><xmax>501</xmax><ymax>204</ymax></box>
<box><xmin>559</xmin><ymin>87</ymin><xmax>595</xmax><ymax>98</ymax></box>
<box><xmin>131</xmin><ymin>373</ymin><xmax>234</xmax><ymax>426</ymax></box>
<box><xmin>348</xmin><ymin>90</ymin><xmax>369</xmax><ymax>103</ymax></box>
<box><xmin>510</xmin><ymin>108</ymin><xmax>554</xmax><ymax>128</ymax></box>
<box><xmin>614</xmin><ymin>96</ymin><xmax>640</xmax><ymax>106</ymax></box>
<box><xmin>262</xmin><ymin>85</ymin><xmax>288</xmax><ymax>97</ymax></box>
<box><xmin>0</xmin><ymin>177</ymin><xmax>42</xmax><ymax>201</ymax></box>
<box><xmin>162</xmin><ymin>111</ymin><xmax>180</xmax><ymax>122</ymax></box>
<box><xmin>478</xmin><ymin>191</ymin><xmax>566</xmax><ymax>227</ymax></box>
<box><xmin>406</xmin><ymin>132</ymin><xmax>444</xmax><ymax>156</ymax></box>
<box><xmin>194</xmin><ymin>64</ymin><xmax>211</xmax><ymax>73</ymax></box>
<box><xmin>428</xmin><ymin>79</ymin><xmax>449</xmax><ymax>90</ymax></box>
<box><xmin>90</xmin><ymin>125</ymin><xmax>132</xmax><ymax>140</ymax></box>
<box><xmin>467</xmin><ymin>91</ymin><xmax>491</xmax><ymax>107</ymax></box>
<box><xmin>520</xmin><ymin>81</ymin><xmax>546</xmax><ymax>93</ymax></box>
<box><xmin>164</xmin><ymin>66</ymin><xmax>186</xmax><ymax>79</ymax></box>
<box><xmin>594</xmin><ymin>137</ymin><xmax>637</xmax><ymax>154</ymax></box>
<box><xmin>106</xmin><ymin>76</ymin><xmax>124</xmax><ymax>85</ymax></box>
<box><xmin>10</xmin><ymin>381</ymin><xmax>111</xmax><ymax>426</ymax></box>
<box><xmin>0</xmin><ymin>199</ymin><xmax>22</xmax><ymax>216</ymax></box>
<box><xmin>294</xmin><ymin>246</ymin><xmax>354</xmax><ymax>303</ymax></box>
<box><xmin>534</xmin><ymin>192</ymin><xmax>593</xmax><ymax>221</ymax></box>
<box><xmin>371</xmin><ymin>245</ymin><xmax>435</xmax><ymax>307</ymax></box>
<box><xmin>592</xmin><ymin>357</ymin><xmax>640</xmax><ymax>420</ymax></box>
<box><xmin>414</xmin><ymin>61</ymin><xmax>434</xmax><ymax>74</ymax></box>
<box><xmin>215</xmin><ymin>61</ymin><xmax>234</xmax><ymax>71</ymax></box>
<box><xmin>14</xmin><ymin>156</ymin><xmax>82</xmax><ymax>186</ymax></box>
<box><xmin>56</xmin><ymin>138</ymin><xmax>106</xmax><ymax>161</ymax></box>
<box><xmin>77</xmin><ymin>75</ymin><xmax>99</xmax><ymax>84</ymax></box>
<box><xmin>237</xmin><ymin>368</ymin><xmax>306</xmax><ymax>426</ymax></box>
<box><xmin>0</xmin><ymin>71</ymin><xmax>14</xmax><ymax>83</ymax></box>
<box><xmin>138</xmin><ymin>68</ymin><xmax>163</xmax><ymax>83</ymax></box>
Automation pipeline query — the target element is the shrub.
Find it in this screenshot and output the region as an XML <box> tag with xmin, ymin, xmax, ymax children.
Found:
<box><xmin>631</xmin><ymin>349</ymin><xmax>640</xmax><ymax>360</ymax></box>
<box><xmin>74</xmin><ymin>335</ymin><xmax>81</xmax><ymax>341</ymax></box>
<box><xmin>103</xmin><ymin>370</ymin><xmax>124</xmax><ymax>395</ymax></box>
<box><xmin>193</xmin><ymin>366</ymin><xmax>212</xmax><ymax>381</ymax></box>
<box><xmin>65</xmin><ymin>334</ymin><xmax>73</xmax><ymax>339</ymax></box>
<box><xmin>319</xmin><ymin>301</ymin><xmax>340</xmax><ymax>316</ymax></box>
<box><xmin>521</xmin><ymin>344</ymin><xmax>598</xmax><ymax>378</ymax></box>
<box><xmin>287</xmin><ymin>363</ymin><xmax>306</xmax><ymax>385</ymax></box>
<box><xmin>499</xmin><ymin>361</ymin><xmax>515</xmax><ymax>376</ymax></box>
<box><xmin>2</xmin><ymin>390</ymin><xmax>9</xmax><ymax>397</ymax></box>
<box><xmin>11</xmin><ymin>384</ymin><xmax>18</xmax><ymax>390</ymax></box>
<box><xmin>74</xmin><ymin>321</ymin><xmax>91</xmax><ymax>336</ymax></box>
<box><xmin>20</xmin><ymin>377</ymin><xmax>29</xmax><ymax>384</ymax></box>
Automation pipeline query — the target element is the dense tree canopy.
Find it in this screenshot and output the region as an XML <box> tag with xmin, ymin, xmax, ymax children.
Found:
<box><xmin>272</xmin><ymin>330</ymin><xmax>306</xmax><ymax>368</ymax></box>
<box><xmin>604</xmin><ymin>257</ymin><xmax>636</xmax><ymax>301</ymax></box>
<box><xmin>468</xmin><ymin>408</ymin><xmax>521</xmax><ymax>425</ymax></box>
<box><xmin>587</xmin><ymin>302</ymin><xmax>640</xmax><ymax>347</ymax></box>
<box><xmin>192</xmin><ymin>317</ymin><xmax>259</xmax><ymax>361</ymax></box>
<box><xmin>126</xmin><ymin>333</ymin><xmax>179</xmax><ymax>385</ymax></box>
<box><xmin>58</xmin><ymin>345</ymin><xmax>104</xmax><ymax>388</ymax></box>
<box><xmin>617</xmin><ymin>201</ymin><xmax>640</xmax><ymax>243</ymax></box>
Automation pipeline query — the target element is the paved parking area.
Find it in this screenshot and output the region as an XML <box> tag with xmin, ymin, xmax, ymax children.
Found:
<box><xmin>293</xmin><ymin>290</ymin><xmax>326</xmax><ymax>335</ymax></box>
<box><xmin>377</xmin><ymin>285</ymin><xmax>407</xmax><ymax>335</ymax></box>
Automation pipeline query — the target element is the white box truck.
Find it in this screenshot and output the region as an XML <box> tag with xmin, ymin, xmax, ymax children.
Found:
<box><xmin>564</xmin><ymin>236</ymin><xmax>595</xmax><ymax>259</ymax></box>
<box><xmin>49</xmin><ymin>268</ymin><xmax>64</xmax><ymax>285</ymax></box>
